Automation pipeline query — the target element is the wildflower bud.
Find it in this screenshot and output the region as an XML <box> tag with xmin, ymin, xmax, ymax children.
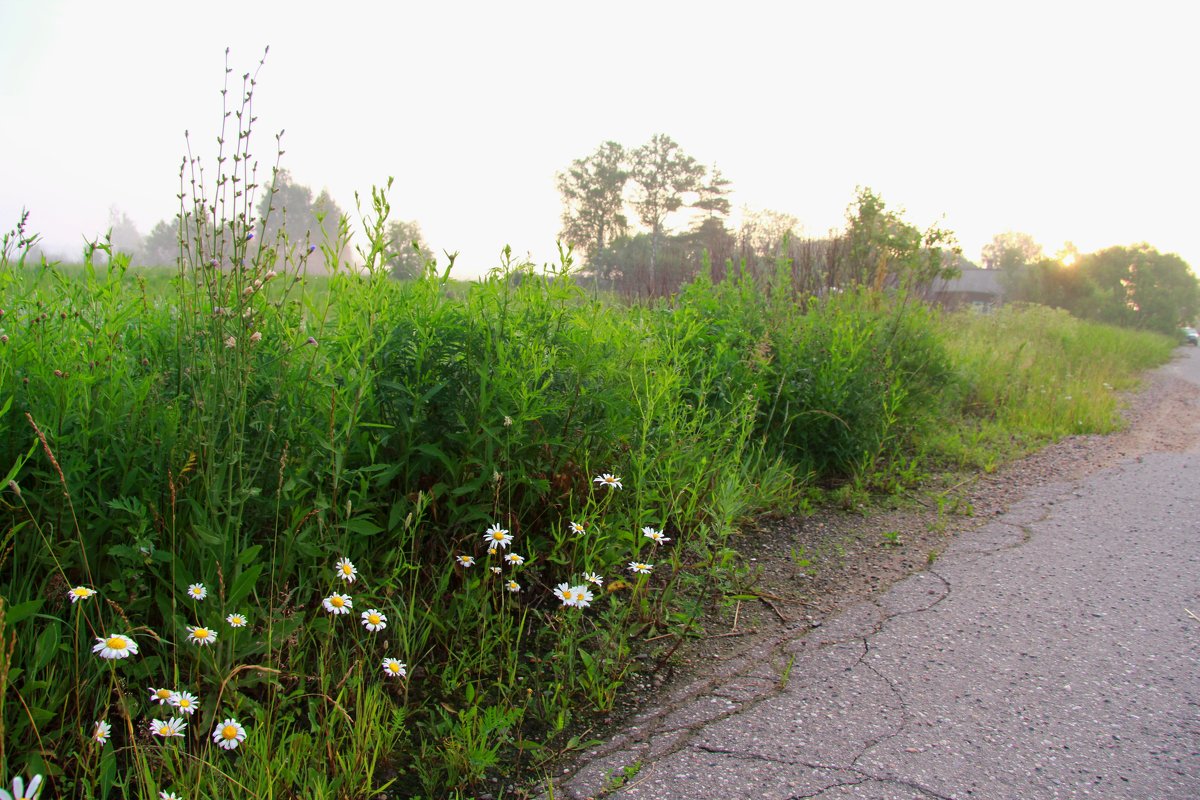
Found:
<box><xmin>264</xmin><ymin>270</ymin><xmax>278</xmax><ymax>281</ymax></box>
<box><xmin>242</xmin><ymin>286</ymin><xmax>254</xmax><ymax>297</ymax></box>
<box><xmin>8</xmin><ymin>480</ymin><xmax>19</xmax><ymax>498</ymax></box>
<box><xmin>308</xmin><ymin>245</ymin><xmax>316</xmax><ymax>254</ymax></box>
<box><xmin>243</xmin><ymin>308</ymin><xmax>253</xmax><ymax>319</ymax></box>
<box><xmin>250</xmin><ymin>331</ymin><xmax>262</xmax><ymax>344</ymax></box>
<box><xmin>22</xmin><ymin>377</ymin><xmax>29</xmax><ymax>385</ymax></box>
<box><xmin>60</xmin><ymin>311</ymin><xmax>67</xmax><ymax>320</ymax></box>
<box><xmin>141</xmin><ymin>358</ymin><xmax>150</xmax><ymax>367</ymax></box>
<box><xmin>0</xmin><ymin>334</ymin><xmax>7</xmax><ymax>344</ymax></box>
<box><xmin>305</xmin><ymin>336</ymin><xmax>318</xmax><ymax>346</ymax></box>
<box><xmin>225</xmin><ymin>336</ymin><xmax>237</xmax><ymax>348</ymax></box>
<box><xmin>209</xmin><ymin>259</ymin><xmax>219</xmax><ymax>268</ymax></box>
<box><xmin>253</xmin><ymin>278</ymin><xmax>262</xmax><ymax>289</ymax></box>
<box><xmin>246</xmin><ymin>231</ymin><xmax>255</xmax><ymax>241</ymax></box>
<box><xmin>89</xmin><ymin>361</ymin><xmax>96</xmax><ymax>369</ymax></box>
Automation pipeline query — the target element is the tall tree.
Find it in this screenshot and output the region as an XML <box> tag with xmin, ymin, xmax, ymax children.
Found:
<box><xmin>384</xmin><ymin>219</ymin><xmax>433</xmax><ymax>280</ymax></box>
<box><xmin>1079</xmin><ymin>244</ymin><xmax>1199</xmax><ymax>333</ymax></box>
<box><xmin>629</xmin><ymin>134</ymin><xmax>704</xmax><ymax>286</ymax></box>
<box><xmin>843</xmin><ymin>187</ymin><xmax>958</xmax><ymax>291</ymax></box>
<box><xmin>980</xmin><ymin>231</ymin><xmax>1042</xmax><ymax>271</ymax></box>
<box><xmin>555</xmin><ymin>141</ymin><xmax>629</xmax><ymax>261</ymax></box>
<box><xmin>692</xmin><ymin>164</ymin><xmax>732</xmax><ymax>221</ymax></box>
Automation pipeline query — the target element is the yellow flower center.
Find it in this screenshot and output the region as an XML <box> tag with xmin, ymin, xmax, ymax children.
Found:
<box><xmin>492</xmin><ymin>531</ymin><xmax>504</xmax><ymax>540</ymax></box>
<box><xmin>341</xmin><ymin>564</ymin><xmax>353</xmax><ymax>574</ymax></box>
<box><xmin>222</xmin><ymin>724</ymin><xmax>239</xmax><ymax>739</ymax></box>
<box><xmin>180</xmin><ymin>699</ymin><xmax>191</xmax><ymax>708</ymax></box>
<box><xmin>106</xmin><ymin>636</ymin><xmax>127</xmax><ymax>649</ymax></box>
<box><xmin>389</xmin><ymin>663</ymin><xmax>400</xmax><ymax>672</ymax></box>
<box><xmin>369</xmin><ymin>614</ymin><xmax>380</xmax><ymax>624</ymax></box>
<box><xmin>194</xmin><ymin>628</ymin><xmax>210</xmax><ymax>639</ymax></box>
<box><xmin>157</xmin><ymin>689</ymin><xmax>171</xmax><ymax>699</ymax></box>
<box><xmin>331</xmin><ymin>596</ymin><xmax>344</xmax><ymax>608</ymax></box>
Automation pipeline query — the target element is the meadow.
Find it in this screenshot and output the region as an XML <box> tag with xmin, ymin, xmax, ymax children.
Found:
<box><xmin>0</xmin><ymin>67</ymin><xmax>1177</xmax><ymax>798</ymax></box>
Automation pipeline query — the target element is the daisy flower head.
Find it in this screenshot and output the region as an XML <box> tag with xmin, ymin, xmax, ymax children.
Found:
<box><xmin>361</xmin><ymin>609</ymin><xmax>388</xmax><ymax>632</ymax></box>
<box><xmin>506</xmin><ymin>579</ymin><xmax>521</xmax><ymax>593</ymax></box>
<box><xmin>68</xmin><ymin>586</ymin><xmax>97</xmax><ymax>604</ymax></box>
<box><xmin>212</xmin><ymin>718</ymin><xmax>247</xmax><ymax>750</ymax></box>
<box><xmin>593</xmin><ymin>473</ymin><xmax>622</xmax><ymax>489</ymax></box>
<box><xmin>226</xmin><ymin>612</ymin><xmax>248</xmax><ymax>628</ymax></box>
<box><xmin>583</xmin><ymin>571</ymin><xmax>604</xmax><ymax>586</ymax></box>
<box><xmin>187</xmin><ymin>583</ymin><xmax>207</xmax><ymax>601</ymax></box>
<box><xmin>381</xmin><ymin>658</ymin><xmax>407</xmax><ymax>678</ymax></box>
<box><xmin>186</xmin><ymin>625</ymin><xmax>217</xmax><ymax>646</ymax></box>
<box><xmin>487</xmin><ymin>546</ymin><xmax>497</xmax><ymax>556</ymax></box>
<box><xmin>628</xmin><ymin>562</ymin><xmax>654</xmax><ymax>575</ymax></box>
<box><xmin>642</xmin><ymin>527</ymin><xmax>671</xmax><ymax>545</ymax></box>
<box><xmin>554</xmin><ymin>582</ymin><xmax>577</xmax><ymax>607</ymax></box>
<box><xmin>149</xmin><ymin>687</ymin><xmax>174</xmax><ymax>705</ymax></box>
<box><xmin>150</xmin><ymin>717</ymin><xmax>187</xmax><ymax>738</ymax></box>
<box><xmin>456</xmin><ymin>555</ymin><xmax>475</xmax><ymax>568</ymax></box>
<box><xmin>92</xmin><ymin>720</ymin><xmax>111</xmax><ymax>745</ymax></box>
<box><xmin>160</xmin><ymin>792</ymin><xmax>183</xmax><ymax>800</ymax></box>
<box><xmin>322</xmin><ymin>593</ymin><xmax>353</xmax><ymax>615</ymax></box>
<box><xmin>504</xmin><ymin>552</ymin><xmax>525</xmax><ymax>566</ymax></box>
<box><xmin>571</xmin><ymin>585</ymin><xmax>594</xmax><ymax>608</ymax></box>
<box><xmin>569</xmin><ymin>521</ymin><xmax>586</xmax><ymax>535</ymax></box>
<box><xmin>93</xmin><ymin>633</ymin><xmax>138</xmax><ymax>660</ymax></box>
<box><xmin>490</xmin><ymin>566</ymin><xmax>502</xmax><ymax>574</ymax></box>
<box><xmin>334</xmin><ymin>557</ymin><xmax>357</xmax><ymax>583</ymax></box>
<box><xmin>483</xmin><ymin>524</ymin><xmax>512</xmax><ymax>549</ymax></box>
<box><xmin>169</xmin><ymin>690</ymin><xmax>199</xmax><ymax>715</ymax></box>
<box><xmin>3</xmin><ymin>775</ymin><xmax>42</xmax><ymax>800</ymax></box>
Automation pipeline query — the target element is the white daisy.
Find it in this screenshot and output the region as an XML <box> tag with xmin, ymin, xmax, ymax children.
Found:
<box><xmin>504</xmin><ymin>552</ymin><xmax>525</xmax><ymax>566</ymax></box>
<box><xmin>571</xmin><ymin>585</ymin><xmax>594</xmax><ymax>608</ymax></box>
<box><xmin>455</xmin><ymin>555</ymin><xmax>475</xmax><ymax>568</ymax></box>
<box><xmin>149</xmin><ymin>687</ymin><xmax>174</xmax><ymax>705</ymax></box>
<box><xmin>92</xmin><ymin>634</ymin><xmax>138</xmax><ymax>660</ymax></box>
<box><xmin>642</xmin><ymin>527</ymin><xmax>671</xmax><ymax>545</ymax></box>
<box><xmin>169</xmin><ymin>690</ymin><xmax>199</xmax><ymax>715</ymax></box>
<box><xmin>628</xmin><ymin>562</ymin><xmax>654</xmax><ymax>575</ymax></box>
<box><xmin>583</xmin><ymin>571</ymin><xmax>604</xmax><ymax>586</ymax></box>
<box><xmin>361</xmin><ymin>609</ymin><xmax>388</xmax><ymax>632</ymax></box>
<box><xmin>483</xmin><ymin>524</ymin><xmax>512</xmax><ymax>549</ymax></box>
<box><xmin>554</xmin><ymin>582</ymin><xmax>577</xmax><ymax>607</ymax></box>
<box><xmin>592</xmin><ymin>473</ymin><xmax>622</xmax><ymax>489</ymax></box>
<box><xmin>322</xmin><ymin>593</ymin><xmax>353</xmax><ymax>615</ymax></box>
<box><xmin>187</xmin><ymin>583</ymin><xmax>207</xmax><ymax>601</ymax></box>
<box><xmin>225</xmin><ymin>612</ymin><xmax>248</xmax><ymax>628</ymax></box>
<box><xmin>92</xmin><ymin>720</ymin><xmax>111</xmax><ymax>745</ymax></box>
<box><xmin>212</xmin><ymin>718</ymin><xmax>246</xmax><ymax>750</ymax></box>
<box><xmin>381</xmin><ymin>658</ymin><xmax>407</xmax><ymax>678</ymax></box>
<box><xmin>186</xmin><ymin>625</ymin><xmax>217</xmax><ymax>646</ymax></box>
<box><xmin>68</xmin><ymin>586</ymin><xmax>97</xmax><ymax>604</ymax></box>
<box><xmin>159</xmin><ymin>792</ymin><xmax>183</xmax><ymax>800</ymax></box>
<box><xmin>2</xmin><ymin>775</ymin><xmax>42</xmax><ymax>800</ymax></box>
<box><xmin>150</xmin><ymin>717</ymin><xmax>187</xmax><ymax>738</ymax></box>
<box><xmin>569</xmin><ymin>521</ymin><xmax>586</xmax><ymax>535</ymax></box>
<box><xmin>506</xmin><ymin>579</ymin><xmax>521</xmax><ymax>593</ymax></box>
<box><xmin>334</xmin><ymin>557</ymin><xmax>357</xmax><ymax>584</ymax></box>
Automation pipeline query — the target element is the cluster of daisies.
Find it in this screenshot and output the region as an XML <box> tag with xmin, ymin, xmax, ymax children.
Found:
<box><xmin>322</xmin><ymin>557</ymin><xmax>408</xmax><ymax>679</ymax></box>
<box><xmin>72</xmin><ymin>582</ymin><xmax>250</xmax><ymax>754</ymax></box>
<box><xmin>452</xmin><ymin>474</ymin><xmax>671</xmax><ymax>608</ymax></box>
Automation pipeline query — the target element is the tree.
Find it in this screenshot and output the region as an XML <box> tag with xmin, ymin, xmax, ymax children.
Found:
<box><xmin>143</xmin><ymin>218</ymin><xmax>181</xmax><ymax>265</ymax></box>
<box><xmin>384</xmin><ymin>219</ymin><xmax>433</xmax><ymax>280</ymax></box>
<box><xmin>629</xmin><ymin>134</ymin><xmax>704</xmax><ymax>287</ymax></box>
<box><xmin>692</xmin><ymin>164</ymin><xmax>732</xmax><ymax>221</ymax></box>
<box><xmin>843</xmin><ymin>187</ymin><xmax>958</xmax><ymax>291</ymax></box>
<box><xmin>556</xmin><ymin>141</ymin><xmax>629</xmax><ymax>261</ymax></box>
<box><xmin>980</xmin><ymin>231</ymin><xmax>1042</xmax><ymax>271</ymax></box>
<box><xmin>1078</xmin><ymin>244</ymin><xmax>1199</xmax><ymax>333</ymax></box>
<box><xmin>107</xmin><ymin>206</ymin><xmax>144</xmax><ymax>261</ymax></box>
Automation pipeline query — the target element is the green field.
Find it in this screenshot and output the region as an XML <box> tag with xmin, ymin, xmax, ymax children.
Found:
<box><xmin>0</xmin><ymin>219</ymin><xmax>1175</xmax><ymax>798</ymax></box>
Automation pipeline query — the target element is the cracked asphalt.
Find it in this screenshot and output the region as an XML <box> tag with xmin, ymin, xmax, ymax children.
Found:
<box><xmin>555</xmin><ymin>352</ymin><xmax>1200</xmax><ymax>799</ymax></box>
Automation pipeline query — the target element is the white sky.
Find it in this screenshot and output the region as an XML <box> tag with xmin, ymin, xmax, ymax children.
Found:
<box><xmin>1</xmin><ymin>0</ymin><xmax>1197</xmax><ymax>276</ymax></box>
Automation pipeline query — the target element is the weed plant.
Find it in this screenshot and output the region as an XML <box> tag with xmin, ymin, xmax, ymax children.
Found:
<box><xmin>0</xmin><ymin>54</ymin><xmax>1177</xmax><ymax>799</ymax></box>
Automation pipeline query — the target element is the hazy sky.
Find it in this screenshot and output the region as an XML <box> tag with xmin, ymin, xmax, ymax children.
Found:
<box><xmin>2</xmin><ymin>1</ymin><xmax>1197</xmax><ymax>276</ymax></box>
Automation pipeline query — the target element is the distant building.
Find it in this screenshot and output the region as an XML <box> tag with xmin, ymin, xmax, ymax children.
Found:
<box><xmin>928</xmin><ymin>267</ymin><xmax>1005</xmax><ymax>310</ymax></box>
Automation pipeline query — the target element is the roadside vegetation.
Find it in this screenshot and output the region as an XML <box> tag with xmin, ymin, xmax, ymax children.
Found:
<box><xmin>0</xmin><ymin>59</ymin><xmax>1179</xmax><ymax>800</ymax></box>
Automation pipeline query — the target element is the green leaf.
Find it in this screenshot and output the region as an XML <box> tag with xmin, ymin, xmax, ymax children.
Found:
<box><xmin>3</xmin><ymin>598</ymin><xmax>43</xmax><ymax>625</ymax></box>
<box><xmin>237</xmin><ymin>544</ymin><xmax>263</xmax><ymax>567</ymax></box>
<box><xmin>342</xmin><ymin>517</ymin><xmax>383</xmax><ymax>537</ymax></box>
<box><xmin>227</xmin><ymin>564</ymin><xmax>263</xmax><ymax>608</ymax></box>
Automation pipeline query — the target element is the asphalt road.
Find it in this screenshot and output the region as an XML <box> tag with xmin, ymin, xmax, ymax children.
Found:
<box><xmin>559</xmin><ymin>351</ymin><xmax>1200</xmax><ymax>799</ymax></box>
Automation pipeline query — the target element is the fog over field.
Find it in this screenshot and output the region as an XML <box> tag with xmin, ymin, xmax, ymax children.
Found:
<box><xmin>1</xmin><ymin>0</ymin><xmax>1196</xmax><ymax>275</ymax></box>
